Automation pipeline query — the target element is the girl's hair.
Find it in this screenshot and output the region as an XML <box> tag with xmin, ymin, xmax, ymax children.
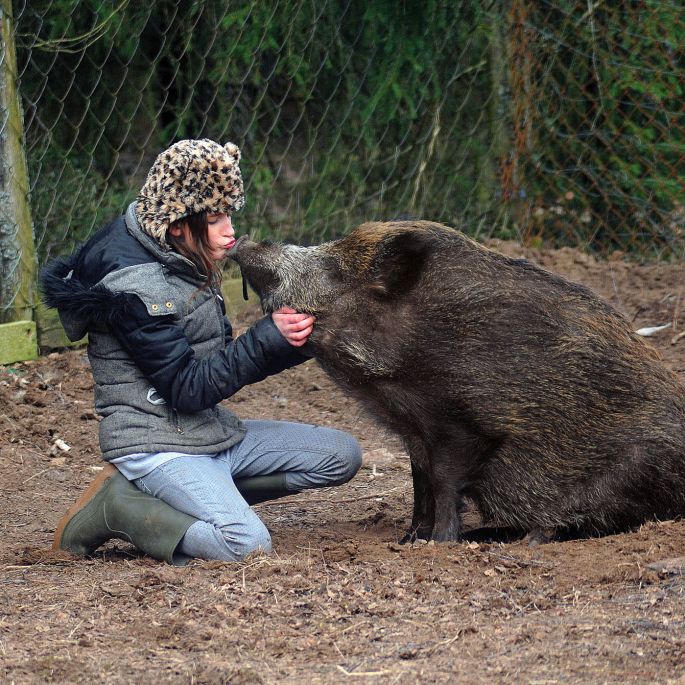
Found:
<box><xmin>167</xmin><ymin>211</ymin><xmax>221</xmax><ymax>286</ymax></box>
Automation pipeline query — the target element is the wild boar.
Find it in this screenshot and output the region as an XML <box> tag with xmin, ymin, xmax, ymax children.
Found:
<box><xmin>230</xmin><ymin>221</ymin><xmax>685</xmax><ymax>543</ymax></box>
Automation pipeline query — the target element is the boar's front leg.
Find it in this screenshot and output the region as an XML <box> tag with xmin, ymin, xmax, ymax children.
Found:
<box><xmin>400</xmin><ymin>459</ymin><xmax>435</xmax><ymax>543</ymax></box>
<box><xmin>429</xmin><ymin>429</ymin><xmax>485</xmax><ymax>542</ymax></box>
<box><xmin>431</xmin><ymin>473</ymin><xmax>464</xmax><ymax>542</ymax></box>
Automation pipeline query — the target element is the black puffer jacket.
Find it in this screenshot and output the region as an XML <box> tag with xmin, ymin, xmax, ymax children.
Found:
<box><xmin>40</xmin><ymin>202</ymin><xmax>306</xmax><ymax>460</ymax></box>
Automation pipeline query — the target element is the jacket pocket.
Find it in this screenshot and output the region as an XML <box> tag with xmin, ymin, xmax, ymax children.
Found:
<box><xmin>174</xmin><ymin>407</ymin><xmax>222</xmax><ymax>435</ymax></box>
<box><xmin>142</xmin><ymin>385</ymin><xmax>183</xmax><ymax>435</ymax></box>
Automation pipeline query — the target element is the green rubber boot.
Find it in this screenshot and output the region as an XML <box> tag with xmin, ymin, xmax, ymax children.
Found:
<box><xmin>234</xmin><ymin>473</ymin><xmax>297</xmax><ymax>505</ymax></box>
<box><xmin>53</xmin><ymin>464</ymin><xmax>197</xmax><ymax>565</ymax></box>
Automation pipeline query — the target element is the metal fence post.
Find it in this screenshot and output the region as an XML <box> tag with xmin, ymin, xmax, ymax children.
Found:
<box><xmin>0</xmin><ymin>0</ymin><xmax>38</xmax><ymax>361</ymax></box>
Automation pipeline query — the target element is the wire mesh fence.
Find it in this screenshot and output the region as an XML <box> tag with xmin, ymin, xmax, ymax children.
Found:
<box><xmin>0</xmin><ymin>0</ymin><xmax>683</xmax><ymax>324</ymax></box>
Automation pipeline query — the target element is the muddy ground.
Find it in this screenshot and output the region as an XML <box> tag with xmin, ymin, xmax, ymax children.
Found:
<box><xmin>1</xmin><ymin>241</ymin><xmax>684</xmax><ymax>684</ymax></box>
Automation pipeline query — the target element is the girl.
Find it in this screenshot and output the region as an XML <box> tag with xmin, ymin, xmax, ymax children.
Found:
<box><xmin>41</xmin><ymin>139</ymin><xmax>362</xmax><ymax>564</ymax></box>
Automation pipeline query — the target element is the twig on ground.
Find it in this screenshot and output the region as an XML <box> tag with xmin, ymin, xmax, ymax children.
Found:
<box><xmin>336</xmin><ymin>665</ymin><xmax>395</xmax><ymax>677</ymax></box>
<box><xmin>334</xmin><ymin>620</ymin><xmax>373</xmax><ymax>636</ymax></box>
<box><xmin>671</xmin><ymin>330</ymin><xmax>685</xmax><ymax>346</ymax></box>
<box><xmin>255</xmin><ymin>486</ymin><xmax>405</xmax><ymax>507</ymax></box>
<box><xmin>427</xmin><ymin>629</ymin><xmax>465</xmax><ymax>654</ymax></box>
<box><xmin>672</xmin><ymin>289</ymin><xmax>681</xmax><ymax>332</ymax></box>
<box><xmin>22</xmin><ymin>469</ymin><xmax>49</xmax><ymax>484</ymax></box>
<box><xmin>485</xmin><ymin>551</ymin><xmax>555</xmax><ymax>568</ymax></box>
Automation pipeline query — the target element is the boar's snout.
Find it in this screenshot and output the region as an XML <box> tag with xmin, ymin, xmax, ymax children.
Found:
<box><xmin>228</xmin><ymin>234</ymin><xmax>256</xmax><ymax>260</ymax></box>
<box><xmin>231</xmin><ymin>238</ymin><xmax>345</xmax><ymax>315</ymax></box>
<box><xmin>229</xmin><ymin>237</ymin><xmax>283</xmax><ymax>308</ymax></box>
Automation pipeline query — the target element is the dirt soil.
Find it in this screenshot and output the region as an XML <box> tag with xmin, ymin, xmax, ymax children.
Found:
<box><xmin>1</xmin><ymin>243</ymin><xmax>684</xmax><ymax>684</ymax></box>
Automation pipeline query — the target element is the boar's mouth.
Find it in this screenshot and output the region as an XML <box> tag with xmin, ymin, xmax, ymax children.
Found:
<box><xmin>235</xmin><ymin>266</ymin><xmax>278</xmax><ymax>313</ymax></box>
<box><xmin>236</xmin><ymin>265</ymin><xmax>274</xmax><ymax>310</ymax></box>
<box><xmin>239</xmin><ymin>267</ymin><xmax>249</xmax><ymax>301</ymax></box>
<box><xmin>229</xmin><ymin>237</ymin><xmax>282</xmax><ymax>312</ymax></box>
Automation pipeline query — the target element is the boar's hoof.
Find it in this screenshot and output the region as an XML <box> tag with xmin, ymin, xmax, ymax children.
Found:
<box><xmin>399</xmin><ymin>526</ymin><xmax>432</xmax><ymax>545</ymax></box>
<box><xmin>525</xmin><ymin>527</ymin><xmax>557</xmax><ymax>547</ymax></box>
<box><xmin>429</xmin><ymin>515</ymin><xmax>462</xmax><ymax>543</ymax></box>
<box><xmin>430</xmin><ymin>530</ymin><xmax>463</xmax><ymax>543</ymax></box>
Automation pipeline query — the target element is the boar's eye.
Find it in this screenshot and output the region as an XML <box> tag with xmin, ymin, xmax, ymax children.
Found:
<box><xmin>321</xmin><ymin>260</ymin><xmax>343</xmax><ymax>282</ymax></box>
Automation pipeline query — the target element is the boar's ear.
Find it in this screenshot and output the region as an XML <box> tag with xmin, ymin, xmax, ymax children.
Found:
<box><xmin>367</xmin><ymin>230</ymin><xmax>432</xmax><ymax>298</ymax></box>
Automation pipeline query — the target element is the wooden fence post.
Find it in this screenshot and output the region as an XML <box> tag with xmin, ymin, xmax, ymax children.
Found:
<box><xmin>0</xmin><ymin>0</ymin><xmax>38</xmax><ymax>362</ymax></box>
<box><xmin>484</xmin><ymin>5</ymin><xmax>510</xmax><ymax>227</ymax></box>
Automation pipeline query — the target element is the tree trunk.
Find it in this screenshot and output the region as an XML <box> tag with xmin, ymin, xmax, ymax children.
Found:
<box><xmin>0</xmin><ymin>0</ymin><xmax>37</xmax><ymax>324</ymax></box>
<box><xmin>485</xmin><ymin>4</ymin><xmax>509</xmax><ymax>227</ymax></box>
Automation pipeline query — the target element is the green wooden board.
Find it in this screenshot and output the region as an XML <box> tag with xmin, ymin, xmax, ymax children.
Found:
<box><xmin>0</xmin><ymin>320</ymin><xmax>38</xmax><ymax>365</ymax></box>
<box><xmin>35</xmin><ymin>301</ymin><xmax>86</xmax><ymax>350</ymax></box>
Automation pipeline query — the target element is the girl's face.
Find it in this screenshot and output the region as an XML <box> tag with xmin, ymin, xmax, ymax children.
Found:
<box><xmin>169</xmin><ymin>213</ymin><xmax>236</xmax><ymax>261</ymax></box>
<box><xmin>206</xmin><ymin>213</ymin><xmax>236</xmax><ymax>260</ymax></box>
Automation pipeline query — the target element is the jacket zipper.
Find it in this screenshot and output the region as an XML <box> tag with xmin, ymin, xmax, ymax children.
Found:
<box><xmin>173</xmin><ymin>408</ymin><xmax>183</xmax><ymax>433</ymax></box>
<box><xmin>173</xmin><ymin>289</ymin><xmax>222</xmax><ymax>437</ymax></box>
<box><xmin>213</xmin><ymin>287</ymin><xmax>226</xmax><ymax>346</ymax></box>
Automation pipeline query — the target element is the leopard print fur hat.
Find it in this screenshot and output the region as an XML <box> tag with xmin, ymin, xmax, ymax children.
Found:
<box><xmin>136</xmin><ymin>139</ymin><xmax>245</xmax><ymax>246</ymax></box>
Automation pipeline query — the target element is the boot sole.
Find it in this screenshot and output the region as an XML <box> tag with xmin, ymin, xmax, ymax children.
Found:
<box><xmin>52</xmin><ymin>464</ymin><xmax>118</xmax><ymax>551</ymax></box>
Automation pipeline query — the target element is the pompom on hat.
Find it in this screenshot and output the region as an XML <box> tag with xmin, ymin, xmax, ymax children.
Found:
<box><xmin>136</xmin><ymin>139</ymin><xmax>245</xmax><ymax>246</ymax></box>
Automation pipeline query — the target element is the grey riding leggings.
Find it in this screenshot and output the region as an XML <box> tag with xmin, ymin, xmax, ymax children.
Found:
<box><xmin>133</xmin><ymin>419</ymin><xmax>362</xmax><ymax>561</ymax></box>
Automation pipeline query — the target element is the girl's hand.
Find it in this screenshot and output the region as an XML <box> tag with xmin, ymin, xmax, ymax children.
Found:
<box><xmin>272</xmin><ymin>307</ymin><xmax>316</xmax><ymax>347</ymax></box>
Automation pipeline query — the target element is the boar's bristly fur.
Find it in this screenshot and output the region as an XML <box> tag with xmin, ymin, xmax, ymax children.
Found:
<box><xmin>231</xmin><ymin>221</ymin><xmax>685</xmax><ymax>543</ymax></box>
